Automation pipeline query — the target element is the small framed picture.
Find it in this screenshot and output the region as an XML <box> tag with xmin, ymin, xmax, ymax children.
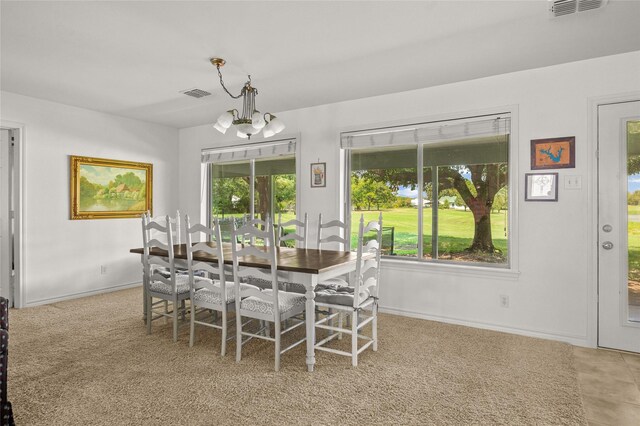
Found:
<box><xmin>525</xmin><ymin>173</ymin><xmax>558</xmax><ymax>201</ymax></box>
<box><xmin>311</xmin><ymin>162</ymin><xmax>326</xmax><ymax>188</ymax></box>
<box><xmin>531</xmin><ymin>136</ymin><xmax>575</xmax><ymax>169</ymax></box>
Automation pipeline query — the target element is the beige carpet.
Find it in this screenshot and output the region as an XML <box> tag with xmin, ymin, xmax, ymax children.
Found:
<box><xmin>8</xmin><ymin>288</ymin><xmax>586</xmax><ymax>425</ymax></box>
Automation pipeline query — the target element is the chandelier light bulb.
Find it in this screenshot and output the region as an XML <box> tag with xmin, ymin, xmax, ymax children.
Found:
<box><xmin>262</xmin><ymin>123</ymin><xmax>276</xmax><ymax>138</ymax></box>
<box><xmin>216</xmin><ymin>110</ymin><xmax>234</xmax><ymax>128</ymax></box>
<box><xmin>267</xmin><ymin>115</ymin><xmax>285</xmax><ymax>135</ymax></box>
<box><xmin>236</xmin><ymin>130</ymin><xmax>250</xmax><ymax>139</ymax></box>
<box><xmin>251</xmin><ymin>111</ymin><xmax>266</xmax><ymax>130</ymax></box>
<box><xmin>213</xmin><ymin>121</ymin><xmax>228</xmax><ymax>134</ymax></box>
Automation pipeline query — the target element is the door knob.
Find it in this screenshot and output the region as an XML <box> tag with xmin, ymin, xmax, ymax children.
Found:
<box><xmin>602</xmin><ymin>241</ymin><xmax>614</xmax><ymax>250</ymax></box>
<box><xmin>602</xmin><ymin>224</ymin><xmax>613</xmax><ymax>233</ymax></box>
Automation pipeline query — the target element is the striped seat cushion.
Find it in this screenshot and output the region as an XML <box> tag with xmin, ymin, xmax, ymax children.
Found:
<box><xmin>314</xmin><ymin>284</ymin><xmax>371</xmax><ymax>306</ymax></box>
<box><xmin>240</xmin><ymin>290</ymin><xmax>305</xmax><ymax>316</ymax></box>
<box><xmin>245</xmin><ymin>276</ymin><xmax>287</xmax><ymax>291</ymax></box>
<box><xmin>193</xmin><ymin>282</ymin><xmax>260</xmax><ymax>305</ymax></box>
<box><xmin>149</xmin><ymin>274</ymin><xmax>190</xmax><ymax>295</ymax></box>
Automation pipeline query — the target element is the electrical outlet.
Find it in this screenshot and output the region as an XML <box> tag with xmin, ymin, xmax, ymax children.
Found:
<box><xmin>499</xmin><ymin>294</ymin><xmax>509</xmax><ymax>308</ymax></box>
<box><xmin>564</xmin><ymin>175</ymin><xmax>582</xmax><ymax>190</ymax></box>
<box><xmin>100</xmin><ymin>265</ymin><xmax>107</xmax><ymax>275</ymax></box>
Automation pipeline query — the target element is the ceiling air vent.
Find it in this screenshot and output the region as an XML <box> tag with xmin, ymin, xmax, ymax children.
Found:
<box><xmin>549</xmin><ymin>0</ymin><xmax>608</xmax><ymax>17</ymax></box>
<box><xmin>180</xmin><ymin>88</ymin><xmax>211</xmax><ymax>98</ymax></box>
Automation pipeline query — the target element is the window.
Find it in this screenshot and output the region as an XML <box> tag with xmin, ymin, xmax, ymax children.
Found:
<box><xmin>203</xmin><ymin>139</ymin><xmax>297</xmax><ymax>240</ymax></box>
<box><xmin>344</xmin><ymin>114</ymin><xmax>511</xmax><ymax>267</ymax></box>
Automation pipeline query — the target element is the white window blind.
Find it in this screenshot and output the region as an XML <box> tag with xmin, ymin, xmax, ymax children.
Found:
<box><xmin>201</xmin><ymin>138</ymin><xmax>296</xmax><ymax>164</ymax></box>
<box><xmin>341</xmin><ymin>115</ymin><xmax>510</xmax><ymax>149</ymax></box>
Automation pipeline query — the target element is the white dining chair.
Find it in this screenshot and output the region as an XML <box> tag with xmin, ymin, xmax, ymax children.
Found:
<box><xmin>314</xmin><ymin>213</ymin><xmax>383</xmax><ymax>366</ymax></box>
<box><xmin>141</xmin><ymin>214</ymin><xmax>190</xmax><ymax>342</ymax></box>
<box><xmin>185</xmin><ymin>216</ymin><xmax>259</xmax><ymax>356</ymax></box>
<box><xmin>231</xmin><ymin>218</ymin><xmax>307</xmax><ymax>371</ymax></box>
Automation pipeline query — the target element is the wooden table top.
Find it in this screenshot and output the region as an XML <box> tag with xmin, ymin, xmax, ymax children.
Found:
<box><xmin>130</xmin><ymin>243</ymin><xmax>360</xmax><ymax>275</ymax></box>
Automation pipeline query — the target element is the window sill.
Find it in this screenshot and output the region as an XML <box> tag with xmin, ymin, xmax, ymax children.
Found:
<box><xmin>380</xmin><ymin>257</ymin><xmax>520</xmax><ymax>281</ymax></box>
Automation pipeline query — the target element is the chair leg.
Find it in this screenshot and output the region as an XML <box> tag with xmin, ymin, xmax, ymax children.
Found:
<box><xmin>173</xmin><ymin>298</ymin><xmax>179</xmax><ymax>343</ymax></box>
<box><xmin>163</xmin><ymin>300</ymin><xmax>169</xmax><ymax>324</ymax></box>
<box><xmin>337</xmin><ymin>312</ymin><xmax>343</xmax><ymax>340</ymax></box>
<box><xmin>372</xmin><ymin>302</ymin><xmax>378</xmax><ymax>352</ymax></box>
<box><xmin>221</xmin><ymin>308</ymin><xmax>227</xmax><ymax>357</ymax></box>
<box><xmin>146</xmin><ymin>294</ymin><xmax>153</xmax><ymax>335</ymax></box>
<box><xmin>351</xmin><ymin>310</ymin><xmax>358</xmax><ymax>367</ymax></box>
<box><xmin>235</xmin><ymin>311</ymin><xmax>242</xmax><ymax>363</ymax></box>
<box><xmin>274</xmin><ymin>320</ymin><xmax>281</xmax><ymax>372</ymax></box>
<box><xmin>189</xmin><ymin>303</ymin><xmax>196</xmax><ymax>347</ymax></box>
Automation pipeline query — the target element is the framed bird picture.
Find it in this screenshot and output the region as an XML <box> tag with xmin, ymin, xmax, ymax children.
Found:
<box><xmin>530</xmin><ymin>136</ymin><xmax>575</xmax><ymax>170</ymax></box>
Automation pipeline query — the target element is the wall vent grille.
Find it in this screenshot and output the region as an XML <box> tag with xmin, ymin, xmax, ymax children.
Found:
<box><xmin>549</xmin><ymin>0</ymin><xmax>607</xmax><ymax>17</ymax></box>
<box><xmin>180</xmin><ymin>88</ymin><xmax>211</xmax><ymax>98</ymax></box>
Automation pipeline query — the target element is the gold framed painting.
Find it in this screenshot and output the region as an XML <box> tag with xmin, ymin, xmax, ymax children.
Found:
<box><xmin>70</xmin><ymin>156</ymin><xmax>152</xmax><ymax>220</ymax></box>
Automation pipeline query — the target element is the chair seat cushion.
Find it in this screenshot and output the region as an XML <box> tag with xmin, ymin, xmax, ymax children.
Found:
<box><xmin>193</xmin><ymin>282</ymin><xmax>260</xmax><ymax>305</ymax></box>
<box><xmin>314</xmin><ymin>284</ymin><xmax>371</xmax><ymax>306</ymax></box>
<box><xmin>245</xmin><ymin>276</ymin><xmax>287</xmax><ymax>291</ymax></box>
<box><xmin>154</xmin><ymin>267</ymin><xmax>192</xmax><ymax>278</ymax></box>
<box><xmin>149</xmin><ymin>275</ymin><xmax>209</xmax><ymax>295</ymax></box>
<box><xmin>240</xmin><ymin>290</ymin><xmax>305</xmax><ymax>316</ymax></box>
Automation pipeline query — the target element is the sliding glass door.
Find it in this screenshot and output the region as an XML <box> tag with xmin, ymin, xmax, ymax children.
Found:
<box><xmin>204</xmin><ymin>140</ymin><xmax>297</xmax><ymax>240</ymax></box>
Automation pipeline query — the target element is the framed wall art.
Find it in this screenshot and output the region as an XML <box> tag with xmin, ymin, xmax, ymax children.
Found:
<box><xmin>311</xmin><ymin>162</ymin><xmax>326</xmax><ymax>188</ymax></box>
<box><xmin>70</xmin><ymin>156</ymin><xmax>152</xmax><ymax>219</ymax></box>
<box><xmin>524</xmin><ymin>172</ymin><xmax>558</xmax><ymax>202</ymax></box>
<box><xmin>531</xmin><ymin>136</ymin><xmax>575</xmax><ymax>170</ymax></box>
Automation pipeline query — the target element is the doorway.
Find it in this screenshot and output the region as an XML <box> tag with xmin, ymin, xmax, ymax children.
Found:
<box><xmin>0</xmin><ymin>129</ymin><xmax>14</xmax><ymax>304</ymax></box>
<box><xmin>598</xmin><ymin>100</ymin><xmax>640</xmax><ymax>352</ymax></box>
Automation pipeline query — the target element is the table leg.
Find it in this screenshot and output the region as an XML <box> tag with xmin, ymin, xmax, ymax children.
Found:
<box><xmin>305</xmin><ymin>274</ymin><xmax>318</xmax><ymax>372</ymax></box>
<box><xmin>141</xmin><ymin>255</ymin><xmax>148</xmax><ymax>322</ymax></box>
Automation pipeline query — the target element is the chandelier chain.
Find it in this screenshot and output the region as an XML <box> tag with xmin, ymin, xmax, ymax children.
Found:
<box><xmin>217</xmin><ymin>65</ymin><xmax>246</xmax><ymax>100</ymax></box>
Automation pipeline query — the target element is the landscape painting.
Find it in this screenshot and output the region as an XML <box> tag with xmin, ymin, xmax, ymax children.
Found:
<box><xmin>70</xmin><ymin>156</ymin><xmax>152</xmax><ymax>219</ymax></box>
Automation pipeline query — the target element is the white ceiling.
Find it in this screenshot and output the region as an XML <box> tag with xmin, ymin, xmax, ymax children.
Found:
<box><xmin>1</xmin><ymin>1</ymin><xmax>639</xmax><ymax>129</ymax></box>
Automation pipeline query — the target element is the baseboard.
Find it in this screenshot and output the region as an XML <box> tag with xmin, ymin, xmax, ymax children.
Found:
<box><xmin>24</xmin><ymin>282</ymin><xmax>142</xmax><ymax>307</ymax></box>
<box><xmin>379</xmin><ymin>306</ymin><xmax>591</xmax><ymax>348</ymax></box>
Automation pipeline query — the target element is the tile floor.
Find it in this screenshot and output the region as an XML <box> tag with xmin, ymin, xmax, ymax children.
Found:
<box><xmin>574</xmin><ymin>346</ymin><xmax>640</xmax><ymax>425</ymax></box>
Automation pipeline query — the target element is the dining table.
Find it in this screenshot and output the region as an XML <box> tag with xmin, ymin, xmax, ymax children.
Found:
<box><xmin>130</xmin><ymin>243</ymin><xmax>362</xmax><ymax>372</ymax></box>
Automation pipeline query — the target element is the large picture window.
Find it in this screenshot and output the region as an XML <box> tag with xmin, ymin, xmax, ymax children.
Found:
<box><xmin>344</xmin><ymin>115</ymin><xmax>511</xmax><ymax>267</ymax></box>
<box><xmin>203</xmin><ymin>139</ymin><xmax>297</xmax><ymax>240</ymax></box>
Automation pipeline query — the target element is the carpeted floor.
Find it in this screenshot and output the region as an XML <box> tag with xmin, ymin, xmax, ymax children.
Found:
<box><xmin>8</xmin><ymin>287</ymin><xmax>586</xmax><ymax>425</ymax></box>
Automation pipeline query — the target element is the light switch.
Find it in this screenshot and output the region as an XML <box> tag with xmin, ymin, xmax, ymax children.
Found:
<box><xmin>564</xmin><ymin>175</ymin><xmax>582</xmax><ymax>190</ymax></box>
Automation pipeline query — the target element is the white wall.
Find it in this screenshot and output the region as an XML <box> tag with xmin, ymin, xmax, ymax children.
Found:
<box><xmin>179</xmin><ymin>51</ymin><xmax>640</xmax><ymax>346</ymax></box>
<box><xmin>1</xmin><ymin>91</ymin><xmax>179</xmax><ymax>306</ymax></box>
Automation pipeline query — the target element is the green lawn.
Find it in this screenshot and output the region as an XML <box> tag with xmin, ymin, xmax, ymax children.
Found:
<box><xmin>629</xmin><ymin>205</ymin><xmax>640</xmax><ymax>281</ymax></box>
<box><xmin>349</xmin><ymin>207</ymin><xmax>508</xmax><ymax>262</ymax></box>
<box><xmin>218</xmin><ymin>207</ymin><xmax>509</xmax><ymax>263</ymax></box>
<box><xmin>281</xmin><ymin>207</ymin><xmax>507</xmax><ymax>262</ymax></box>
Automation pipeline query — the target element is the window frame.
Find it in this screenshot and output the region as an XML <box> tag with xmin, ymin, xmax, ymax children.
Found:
<box><xmin>342</xmin><ymin>108</ymin><xmax>519</xmax><ymax>274</ymax></box>
<box><xmin>204</xmin><ymin>137</ymin><xmax>301</xmax><ymax>233</ymax></box>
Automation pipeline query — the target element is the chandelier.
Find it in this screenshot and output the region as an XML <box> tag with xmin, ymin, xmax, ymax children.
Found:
<box><xmin>211</xmin><ymin>58</ymin><xmax>285</xmax><ymax>139</ymax></box>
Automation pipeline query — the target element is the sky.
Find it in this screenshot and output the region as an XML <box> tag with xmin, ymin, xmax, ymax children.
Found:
<box><xmin>629</xmin><ymin>175</ymin><xmax>640</xmax><ymax>193</ymax></box>
<box><xmin>397</xmin><ymin>186</ymin><xmax>419</xmax><ymax>198</ymax></box>
<box><xmin>396</xmin><ymin>170</ymin><xmax>472</xmax><ymax>198</ymax></box>
<box><xmin>80</xmin><ymin>165</ymin><xmax>146</xmax><ymax>186</ymax></box>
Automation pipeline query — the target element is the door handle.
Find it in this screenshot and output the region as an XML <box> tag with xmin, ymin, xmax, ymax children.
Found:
<box><xmin>602</xmin><ymin>241</ymin><xmax>614</xmax><ymax>250</ymax></box>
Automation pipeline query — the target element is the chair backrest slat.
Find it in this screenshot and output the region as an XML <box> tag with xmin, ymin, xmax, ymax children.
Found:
<box><xmin>317</xmin><ymin>213</ymin><xmax>349</xmax><ymax>250</ymax></box>
<box><xmin>277</xmin><ymin>213</ymin><xmax>308</xmax><ymax>248</ymax></box>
